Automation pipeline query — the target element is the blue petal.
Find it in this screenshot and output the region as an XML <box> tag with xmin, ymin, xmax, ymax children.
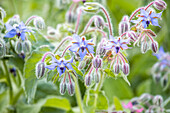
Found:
<box><xmin>104</xmin><ymin>43</ymin><xmax>113</xmax><ymax>50</ymax></box>
<box><xmin>4</xmin><ymin>29</ymin><xmax>17</xmax><ymax>38</ymax></box>
<box><xmin>151</xmin><ymin>18</ymin><xmax>161</xmax><ymax>27</ymax></box>
<box><xmin>121</xmin><ymin>44</ymin><xmax>128</xmax><ymax>50</ymax></box>
<box><xmin>79</xmin><ymin>49</ymin><xmax>87</xmax><ymax>61</ymax></box>
<box><xmin>140</xmin><ymin>9</ymin><xmax>148</xmax><ymax>17</ymax></box>
<box><xmin>87</xmin><ymin>45</ymin><xmax>94</xmax><ymax>53</ymax></box>
<box><xmin>45</xmin><ymin>63</ymin><xmax>58</xmax><ymax>70</ymax></box>
<box><xmin>73</xmin><ymin>34</ymin><xmax>81</xmax><ymax>42</ymax></box>
<box><xmin>69</xmin><ymin>44</ymin><xmax>79</xmax><ymax>52</ymax></box>
<box><xmin>142</xmin><ymin>20</ymin><xmax>147</xmax><ymax>28</ymax></box>
<box><xmin>66</xmin><ymin>63</ymin><xmax>73</xmax><ymax>70</ymax></box>
<box><xmin>20</xmin><ymin>32</ymin><xmax>26</xmax><ymax>41</ymax></box>
<box><xmin>150</xmin><ymin>12</ymin><xmax>162</xmax><ymax>18</ymax></box>
<box><xmin>19</xmin><ymin>21</ymin><xmax>26</xmax><ymax>29</ymax></box>
<box><xmin>5</xmin><ymin>23</ymin><xmax>14</xmax><ymax>31</ymax></box>
<box><xmin>110</xmin><ymin>37</ymin><xmax>118</xmax><ymax>44</ymax></box>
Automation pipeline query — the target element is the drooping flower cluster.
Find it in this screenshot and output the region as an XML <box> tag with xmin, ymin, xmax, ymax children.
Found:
<box><xmin>35</xmin><ymin>0</ymin><xmax>167</xmax><ymax>97</ymax></box>
<box><xmin>129</xmin><ymin>0</ymin><xmax>167</xmax><ymax>54</ymax></box>
<box><xmin>152</xmin><ymin>46</ymin><xmax>170</xmax><ymax>90</ymax></box>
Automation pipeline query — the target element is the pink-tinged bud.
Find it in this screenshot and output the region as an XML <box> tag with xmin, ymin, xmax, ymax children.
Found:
<box><xmin>122</xmin><ymin>63</ymin><xmax>129</xmax><ymax>75</ymax></box>
<box><xmin>151</xmin><ymin>41</ymin><xmax>158</xmax><ymax>53</ymax></box>
<box><xmin>94</xmin><ymin>16</ymin><xmax>105</xmax><ymax>30</ymax></box>
<box><xmin>119</xmin><ymin>16</ymin><xmax>130</xmax><ymax>35</ymax></box>
<box><xmin>85</xmin><ymin>75</ymin><xmax>91</xmax><ymax>86</ymax></box>
<box><xmin>153</xmin><ymin>95</ymin><xmax>163</xmax><ymax>106</ymax></box>
<box><xmin>67</xmin><ymin>82</ymin><xmax>75</xmax><ymax>96</ymax></box>
<box><xmin>36</xmin><ymin>62</ymin><xmax>46</xmax><ymax>79</ymax></box>
<box><xmin>122</xmin><ymin>15</ymin><xmax>129</xmax><ymax>22</ymax></box>
<box><xmin>154</xmin><ymin>0</ymin><xmax>167</xmax><ymax>10</ymax></box>
<box><xmin>126</xmin><ymin>31</ymin><xmax>137</xmax><ymax>42</ymax></box>
<box><xmin>97</xmin><ymin>42</ymin><xmax>106</xmax><ymax>56</ymax></box>
<box><xmin>15</xmin><ymin>40</ymin><xmax>23</xmax><ymax>54</ymax></box>
<box><xmin>144</xmin><ymin>29</ymin><xmax>156</xmax><ymax>37</ymax></box>
<box><xmin>60</xmin><ymin>82</ymin><xmax>66</xmax><ymax>95</ymax></box>
<box><xmin>92</xmin><ymin>57</ymin><xmax>102</xmax><ymax>68</ymax></box>
<box><xmin>141</xmin><ymin>41</ymin><xmax>149</xmax><ymax>54</ymax></box>
<box><xmin>113</xmin><ymin>63</ymin><xmax>120</xmax><ymax>75</ymax></box>
<box><xmin>139</xmin><ymin>93</ymin><xmax>151</xmax><ymax>103</ymax></box>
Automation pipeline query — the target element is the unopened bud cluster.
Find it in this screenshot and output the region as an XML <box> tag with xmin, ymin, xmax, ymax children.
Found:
<box><xmin>15</xmin><ymin>40</ymin><xmax>32</xmax><ymax>54</ymax></box>
<box><xmin>123</xmin><ymin>93</ymin><xmax>166</xmax><ymax>113</ymax></box>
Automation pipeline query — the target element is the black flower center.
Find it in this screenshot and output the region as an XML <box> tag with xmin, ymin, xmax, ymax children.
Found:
<box><xmin>17</xmin><ymin>33</ymin><xmax>21</xmax><ymax>38</ymax></box>
<box><xmin>116</xmin><ymin>46</ymin><xmax>120</xmax><ymax>53</ymax></box>
<box><xmin>146</xmin><ymin>21</ymin><xmax>150</xmax><ymax>27</ymax></box>
<box><xmin>60</xmin><ymin>67</ymin><xmax>65</xmax><ymax>73</ymax></box>
<box><xmin>80</xmin><ymin>46</ymin><xmax>86</xmax><ymax>52</ymax></box>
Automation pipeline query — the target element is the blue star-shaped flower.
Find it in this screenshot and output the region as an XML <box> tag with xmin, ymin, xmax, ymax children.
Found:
<box><xmin>131</xmin><ymin>9</ymin><xmax>162</xmax><ymax>28</ymax></box>
<box><xmin>69</xmin><ymin>34</ymin><xmax>94</xmax><ymax>60</ymax></box>
<box><xmin>4</xmin><ymin>21</ymin><xmax>30</xmax><ymax>41</ymax></box>
<box><xmin>45</xmin><ymin>57</ymin><xmax>73</xmax><ymax>76</ymax></box>
<box><xmin>105</xmin><ymin>35</ymin><xmax>130</xmax><ymax>54</ymax></box>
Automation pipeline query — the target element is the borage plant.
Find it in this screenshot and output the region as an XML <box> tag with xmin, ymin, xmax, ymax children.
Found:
<box><xmin>0</xmin><ymin>0</ymin><xmax>169</xmax><ymax>113</ymax></box>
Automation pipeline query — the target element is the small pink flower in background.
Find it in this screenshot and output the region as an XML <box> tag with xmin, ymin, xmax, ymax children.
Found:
<box><xmin>72</xmin><ymin>0</ymin><xmax>81</xmax><ymax>3</ymax></box>
<box><xmin>136</xmin><ymin>108</ymin><xmax>144</xmax><ymax>113</ymax></box>
<box><xmin>122</xmin><ymin>102</ymin><xmax>133</xmax><ymax>109</ymax></box>
<box><xmin>122</xmin><ymin>102</ymin><xmax>144</xmax><ymax>113</ymax></box>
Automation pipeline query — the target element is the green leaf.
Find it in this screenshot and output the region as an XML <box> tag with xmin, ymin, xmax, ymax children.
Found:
<box><xmin>103</xmin><ymin>78</ymin><xmax>134</xmax><ymax>105</ymax></box>
<box><xmin>83</xmin><ymin>90</ymin><xmax>108</xmax><ymax>113</ymax></box>
<box><xmin>0</xmin><ymin>90</ymin><xmax>9</xmax><ymax>113</ymax></box>
<box><xmin>104</xmin><ymin>69</ymin><xmax>116</xmax><ymax>78</ymax></box>
<box><xmin>113</xmin><ymin>97</ymin><xmax>123</xmax><ymax>111</ymax></box>
<box><xmin>24</xmin><ymin>45</ymin><xmax>51</xmax><ymax>103</ymax></box>
<box><xmin>43</xmin><ymin>96</ymin><xmax>71</xmax><ymax>111</ymax></box>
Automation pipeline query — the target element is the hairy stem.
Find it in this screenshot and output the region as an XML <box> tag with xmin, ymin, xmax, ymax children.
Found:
<box><xmin>71</xmin><ymin>72</ymin><xmax>84</xmax><ymax>113</ymax></box>
<box><xmin>53</xmin><ymin>36</ymin><xmax>73</xmax><ymax>54</ymax></box>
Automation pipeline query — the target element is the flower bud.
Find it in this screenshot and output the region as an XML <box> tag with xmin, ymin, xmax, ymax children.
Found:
<box><xmin>154</xmin><ymin>0</ymin><xmax>167</xmax><ymax>10</ymax></box>
<box><xmin>151</xmin><ymin>41</ymin><xmax>158</xmax><ymax>53</ymax></box>
<box><xmin>23</xmin><ymin>40</ymin><xmax>32</xmax><ymax>54</ymax></box>
<box><xmin>83</xmin><ymin>2</ymin><xmax>100</xmax><ymax>13</ymax></box>
<box><xmin>60</xmin><ymin>82</ymin><xmax>66</xmax><ymax>95</ymax></box>
<box><xmin>119</xmin><ymin>16</ymin><xmax>130</xmax><ymax>35</ymax></box>
<box><xmin>139</xmin><ymin>93</ymin><xmax>151</xmax><ymax>103</ymax></box>
<box><xmin>97</xmin><ymin>42</ymin><xmax>106</xmax><ymax>56</ymax></box>
<box><xmin>15</xmin><ymin>40</ymin><xmax>23</xmax><ymax>54</ymax></box>
<box><xmin>161</xmin><ymin>74</ymin><xmax>168</xmax><ymax>88</ymax></box>
<box><xmin>92</xmin><ymin>57</ymin><xmax>102</xmax><ymax>68</ymax></box>
<box><xmin>141</xmin><ymin>41</ymin><xmax>149</xmax><ymax>54</ymax></box>
<box><xmin>36</xmin><ymin>62</ymin><xmax>46</xmax><ymax>79</ymax></box>
<box><xmin>153</xmin><ymin>95</ymin><xmax>163</xmax><ymax>106</ymax></box>
<box><xmin>0</xmin><ymin>39</ymin><xmax>6</xmax><ymax>58</ymax></box>
<box><xmin>33</xmin><ymin>17</ymin><xmax>45</xmax><ymax>30</ymax></box>
<box><xmin>94</xmin><ymin>71</ymin><xmax>100</xmax><ymax>83</ymax></box>
<box><xmin>85</xmin><ymin>75</ymin><xmax>92</xmax><ymax>86</ymax></box>
<box><xmin>0</xmin><ymin>7</ymin><xmax>6</xmax><ymax>21</ymax></box>
<box><xmin>65</xmin><ymin>11</ymin><xmax>76</xmax><ymax>24</ymax></box>
<box><xmin>153</xmin><ymin>73</ymin><xmax>161</xmax><ymax>83</ymax></box>
<box><xmin>122</xmin><ymin>63</ymin><xmax>129</xmax><ymax>75</ymax></box>
<box><xmin>67</xmin><ymin>82</ymin><xmax>75</xmax><ymax>96</ymax></box>
<box><xmin>78</xmin><ymin>58</ymin><xmax>90</xmax><ymax>70</ymax></box>
<box><xmin>113</xmin><ymin>63</ymin><xmax>120</xmax><ymax>75</ymax></box>
<box><xmin>94</xmin><ymin>16</ymin><xmax>105</xmax><ymax>30</ymax></box>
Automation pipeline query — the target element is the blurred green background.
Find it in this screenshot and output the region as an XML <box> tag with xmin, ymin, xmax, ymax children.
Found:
<box><xmin>0</xmin><ymin>0</ymin><xmax>170</xmax><ymax>112</ymax></box>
